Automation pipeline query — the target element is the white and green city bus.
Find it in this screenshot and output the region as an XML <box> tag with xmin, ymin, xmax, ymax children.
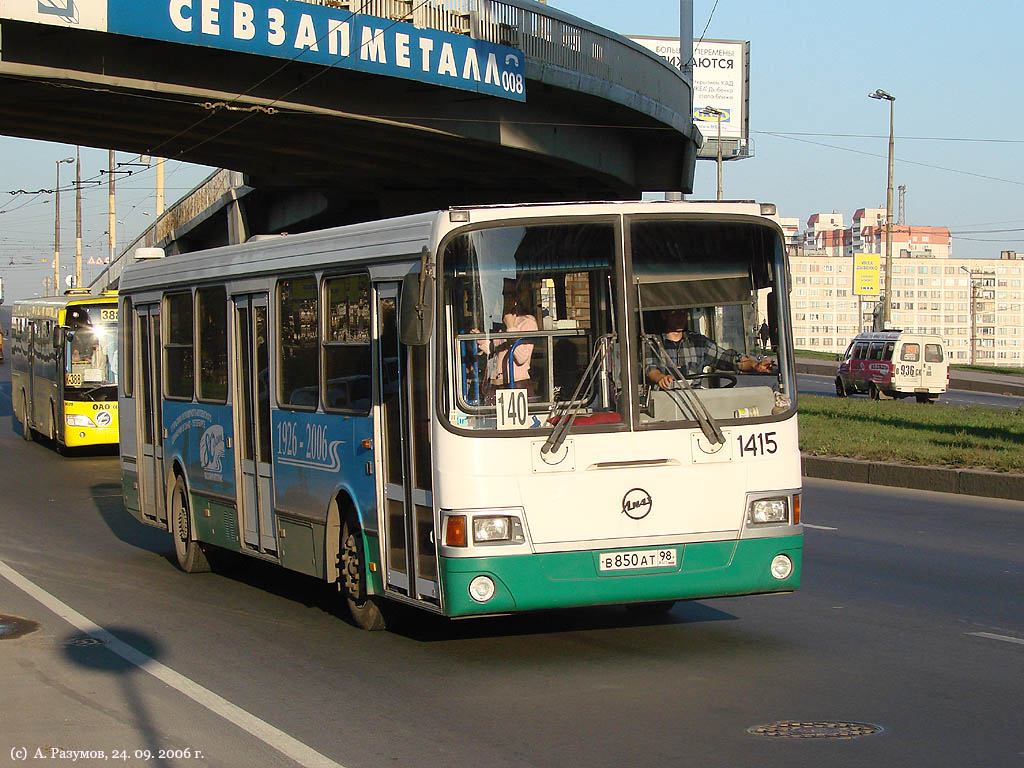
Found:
<box><xmin>117</xmin><ymin>201</ymin><xmax>802</xmax><ymax>630</ymax></box>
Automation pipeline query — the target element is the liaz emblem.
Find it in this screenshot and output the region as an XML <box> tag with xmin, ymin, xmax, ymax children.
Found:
<box><xmin>622</xmin><ymin>488</ymin><xmax>652</xmax><ymax>520</ymax></box>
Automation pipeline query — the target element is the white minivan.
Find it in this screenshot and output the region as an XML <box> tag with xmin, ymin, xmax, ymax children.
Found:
<box><xmin>836</xmin><ymin>331</ymin><xmax>948</xmax><ymax>403</ymax></box>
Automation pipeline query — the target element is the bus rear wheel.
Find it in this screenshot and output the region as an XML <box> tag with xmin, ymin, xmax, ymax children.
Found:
<box><xmin>340</xmin><ymin>520</ymin><xmax>387</xmax><ymax>631</ymax></box>
<box><xmin>169</xmin><ymin>475</ymin><xmax>210</xmax><ymax>574</ymax></box>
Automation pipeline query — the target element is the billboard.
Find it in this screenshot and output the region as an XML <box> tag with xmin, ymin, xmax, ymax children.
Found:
<box><xmin>629</xmin><ymin>36</ymin><xmax>750</xmax><ymax>156</ymax></box>
<box><xmin>0</xmin><ymin>0</ymin><xmax>526</xmax><ymax>101</ymax></box>
<box><xmin>854</xmin><ymin>253</ymin><xmax>881</xmax><ymax>296</ymax></box>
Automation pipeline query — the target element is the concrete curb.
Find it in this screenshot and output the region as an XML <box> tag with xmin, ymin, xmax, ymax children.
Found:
<box><xmin>794</xmin><ymin>359</ymin><xmax>1024</xmax><ymax>398</ymax></box>
<box><xmin>801</xmin><ymin>455</ymin><xmax>1024</xmax><ymax>502</ymax></box>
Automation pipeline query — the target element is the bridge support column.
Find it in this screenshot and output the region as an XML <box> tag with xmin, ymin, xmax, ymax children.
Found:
<box><xmin>227</xmin><ymin>193</ymin><xmax>249</xmax><ymax>245</ymax></box>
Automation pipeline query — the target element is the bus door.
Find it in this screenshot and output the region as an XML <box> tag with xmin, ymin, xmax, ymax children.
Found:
<box><xmin>232</xmin><ymin>294</ymin><xmax>276</xmax><ymax>553</ymax></box>
<box><xmin>24</xmin><ymin>321</ymin><xmax>36</xmax><ymax>428</ymax></box>
<box><xmin>375</xmin><ymin>282</ymin><xmax>437</xmax><ymax>603</ymax></box>
<box><xmin>136</xmin><ymin>304</ymin><xmax>167</xmax><ymax>526</ymax></box>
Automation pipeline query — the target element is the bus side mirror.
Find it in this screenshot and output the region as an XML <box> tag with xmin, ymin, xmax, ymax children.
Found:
<box><xmin>399</xmin><ymin>269</ymin><xmax>434</xmax><ymax>346</ymax></box>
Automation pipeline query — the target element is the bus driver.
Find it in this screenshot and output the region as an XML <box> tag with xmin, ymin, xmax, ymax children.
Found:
<box><xmin>646</xmin><ymin>308</ymin><xmax>772</xmax><ymax>389</ymax></box>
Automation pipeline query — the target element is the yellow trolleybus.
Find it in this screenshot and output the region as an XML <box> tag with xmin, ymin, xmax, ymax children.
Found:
<box><xmin>11</xmin><ymin>290</ymin><xmax>120</xmax><ymax>449</ymax></box>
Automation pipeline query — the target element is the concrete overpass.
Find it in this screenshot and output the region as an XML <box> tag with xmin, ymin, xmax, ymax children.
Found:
<box><xmin>0</xmin><ymin>0</ymin><xmax>701</xmax><ymax>276</ymax></box>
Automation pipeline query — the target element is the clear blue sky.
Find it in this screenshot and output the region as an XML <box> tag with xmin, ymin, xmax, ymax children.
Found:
<box><xmin>552</xmin><ymin>0</ymin><xmax>1024</xmax><ymax>255</ymax></box>
<box><xmin>2</xmin><ymin>0</ymin><xmax>1023</xmax><ymax>301</ymax></box>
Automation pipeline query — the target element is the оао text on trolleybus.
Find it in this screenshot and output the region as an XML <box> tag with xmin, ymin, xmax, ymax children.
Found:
<box><xmin>12</xmin><ymin>289</ymin><xmax>120</xmax><ymax>451</ymax></box>
<box><xmin>117</xmin><ymin>201</ymin><xmax>802</xmax><ymax>630</ymax></box>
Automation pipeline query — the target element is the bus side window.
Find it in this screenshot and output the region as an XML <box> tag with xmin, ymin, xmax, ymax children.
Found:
<box><xmin>853</xmin><ymin>342</ymin><xmax>867</xmax><ymax>360</ymax></box>
<box><xmin>868</xmin><ymin>342</ymin><xmax>884</xmax><ymax>361</ymax></box>
<box><xmin>122</xmin><ymin>298</ymin><xmax>134</xmax><ymax>398</ymax></box>
<box><xmin>323</xmin><ymin>273</ymin><xmax>371</xmax><ymax>414</ymax></box>
<box><xmin>882</xmin><ymin>342</ymin><xmax>895</xmax><ymax>361</ymax></box>
<box><xmin>165</xmin><ymin>291</ymin><xmax>195</xmax><ymax>400</ymax></box>
<box><xmin>901</xmin><ymin>343</ymin><xmax>920</xmax><ymax>362</ymax></box>
<box><xmin>842</xmin><ymin>342</ymin><xmax>854</xmax><ymax>361</ymax></box>
<box><xmin>196</xmin><ymin>287</ymin><xmax>228</xmax><ymax>404</ymax></box>
<box><xmin>278</xmin><ymin>275</ymin><xmax>319</xmax><ymax>410</ymax></box>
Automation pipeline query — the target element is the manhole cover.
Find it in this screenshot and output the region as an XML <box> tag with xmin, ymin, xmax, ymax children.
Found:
<box><xmin>748</xmin><ymin>721</ymin><xmax>883</xmax><ymax>739</ymax></box>
<box><xmin>65</xmin><ymin>636</ymin><xmax>106</xmax><ymax>647</ymax></box>
<box><xmin>0</xmin><ymin>615</ymin><xmax>40</xmax><ymax>640</ymax></box>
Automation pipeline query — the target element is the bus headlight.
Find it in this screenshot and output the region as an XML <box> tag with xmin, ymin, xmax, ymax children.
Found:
<box><xmin>748</xmin><ymin>498</ymin><xmax>789</xmax><ymax>525</ymax></box>
<box><xmin>473</xmin><ymin>515</ymin><xmax>525</xmax><ymax>544</ymax></box>
<box><xmin>66</xmin><ymin>414</ymin><xmax>95</xmax><ymax>427</ymax></box>
<box><xmin>442</xmin><ymin>508</ymin><xmax>528</xmax><ymax>549</ymax></box>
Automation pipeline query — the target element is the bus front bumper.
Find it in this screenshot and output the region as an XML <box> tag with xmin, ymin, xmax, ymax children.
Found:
<box><xmin>439</xmin><ymin>535</ymin><xmax>802</xmax><ymax>618</ymax></box>
<box><xmin>62</xmin><ymin>402</ymin><xmax>119</xmax><ymax>447</ymax></box>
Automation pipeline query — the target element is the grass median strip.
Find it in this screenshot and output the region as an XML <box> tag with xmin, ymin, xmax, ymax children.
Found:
<box><xmin>798</xmin><ymin>394</ymin><xmax>1024</xmax><ymax>474</ymax></box>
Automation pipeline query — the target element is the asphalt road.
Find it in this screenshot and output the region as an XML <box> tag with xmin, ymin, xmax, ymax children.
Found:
<box><xmin>798</xmin><ymin>372</ymin><xmax>1024</xmax><ymax>409</ymax></box>
<box><xmin>0</xmin><ymin>369</ymin><xmax>1022</xmax><ymax>768</ymax></box>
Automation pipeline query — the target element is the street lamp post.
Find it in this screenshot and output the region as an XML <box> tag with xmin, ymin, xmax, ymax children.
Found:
<box><xmin>868</xmin><ymin>88</ymin><xmax>895</xmax><ymax>329</ymax></box>
<box><xmin>53</xmin><ymin>156</ymin><xmax>75</xmax><ymax>296</ymax></box>
<box><xmin>75</xmin><ymin>147</ymin><xmax>83</xmax><ymax>290</ymax></box>
<box><xmin>704</xmin><ymin>106</ymin><xmax>725</xmax><ymax>200</ymax></box>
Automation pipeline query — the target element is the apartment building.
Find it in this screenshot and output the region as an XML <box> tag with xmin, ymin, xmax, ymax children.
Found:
<box><xmin>787</xmin><ymin>211</ymin><xmax>1024</xmax><ymax>367</ymax></box>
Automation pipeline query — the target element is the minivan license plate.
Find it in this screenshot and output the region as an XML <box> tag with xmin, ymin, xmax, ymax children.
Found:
<box><xmin>599</xmin><ymin>548</ymin><xmax>677</xmax><ymax>572</ymax></box>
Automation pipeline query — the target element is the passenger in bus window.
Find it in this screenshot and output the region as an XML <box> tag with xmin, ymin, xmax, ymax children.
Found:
<box><xmin>646</xmin><ymin>308</ymin><xmax>772</xmax><ymax>390</ymax></box>
<box><xmin>472</xmin><ymin>283</ymin><xmax>539</xmax><ymax>397</ymax></box>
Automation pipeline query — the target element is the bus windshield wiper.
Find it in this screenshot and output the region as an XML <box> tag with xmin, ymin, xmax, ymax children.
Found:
<box><xmin>644</xmin><ymin>335</ymin><xmax>725</xmax><ymax>446</ymax></box>
<box><xmin>541</xmin><ymin>335</ymin><xmax>614</xmax><ymax>456</ymax></box>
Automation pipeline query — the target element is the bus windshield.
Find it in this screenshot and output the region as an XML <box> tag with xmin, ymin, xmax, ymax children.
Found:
<box><xmin>631</xmin><ymin>218</ymin><xmax>791</xmax><ymax>426</ymax></box>
<box><xmin>66</xmin><ymin>305</ymin><xmax>119</xmax><ymax>393</ymax></box>
<box><xmin>442</xmin><ymin>221</ymin><xmax>622</xmax><ymax>431</ymax></box>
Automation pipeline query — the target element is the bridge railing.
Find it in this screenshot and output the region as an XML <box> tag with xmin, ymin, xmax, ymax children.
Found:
<box><xmin>302</xmin><ymin>0</ymin><xmax>692</xmax><ymax>126</ymax></box>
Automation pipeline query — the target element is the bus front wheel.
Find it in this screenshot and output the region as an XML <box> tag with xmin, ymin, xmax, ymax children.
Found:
<box><xmin>169</xmin><ymin>475</ymin><xmax>210</xmax><ymax>574</ymax></box>
<box><xmin>340</xmin><ymin>521</ymin><xmax>387</xmax><ymax>631</ymax></box>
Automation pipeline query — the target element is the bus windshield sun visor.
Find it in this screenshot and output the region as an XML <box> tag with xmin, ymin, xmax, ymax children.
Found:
<box><xmin>638</xmin><ymin>275</ymin><xmax>752</xmax><ymax>310</ymax></box>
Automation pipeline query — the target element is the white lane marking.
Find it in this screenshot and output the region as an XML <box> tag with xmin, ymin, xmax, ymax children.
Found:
<box><xmin>967</xmin><ymin>631</ymin><xmax>1024</xmax><ymax>646</ymax></box>
<box><xmin>803</xmin><ymin>523</ymin><xmax>838</xmax><ymax>531</ymax></box>
<box><xmin>0</xmin><ymin>557</ymin><xmax>346</xmax><ymax>768</ymax></box>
